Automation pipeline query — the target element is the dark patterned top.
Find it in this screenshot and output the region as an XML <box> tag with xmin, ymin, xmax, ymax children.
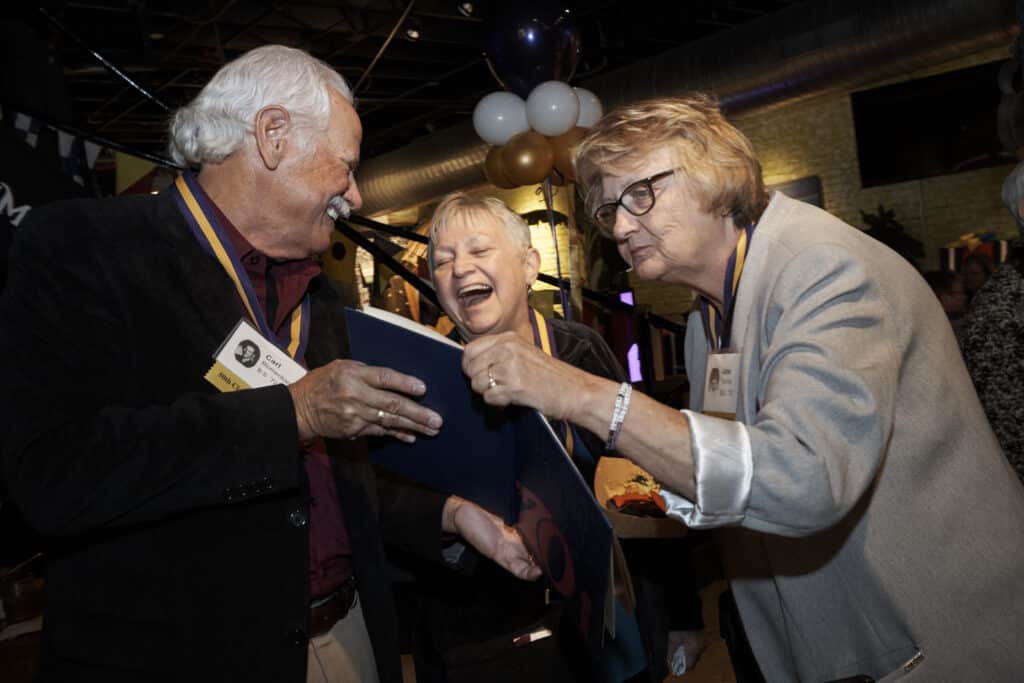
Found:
<box><xmin>960</xmin><ymin>242</ymin><xmax>1024</xmax><ymax>484</ymax></box>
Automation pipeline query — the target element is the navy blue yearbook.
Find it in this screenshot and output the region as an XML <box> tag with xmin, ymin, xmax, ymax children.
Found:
<box><xmin>344</xmin><ymin>306</ymin><xmax>520</xmax><ymax>524</ymax></box>
<box><xmin>344</xmin><ymin>306</ymin><xmax>613</xmax><ymax>656</ymax></box>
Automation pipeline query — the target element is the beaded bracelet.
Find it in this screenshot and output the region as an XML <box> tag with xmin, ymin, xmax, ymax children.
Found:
<box><xmin>605</xmin><ymin>382</ymin><xmax>633</xmax><ymax>452</ymax></box>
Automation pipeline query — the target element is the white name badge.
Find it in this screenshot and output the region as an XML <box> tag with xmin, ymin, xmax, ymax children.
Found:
<box><xmin>702</xmin><ymin>351</ymin><xmax>740</xmax><ymax>420</ymax></box>
<box><xmin>204</xmin><ymin>319</ymin><xmax>307</xmax><ymax>393</ymax></box>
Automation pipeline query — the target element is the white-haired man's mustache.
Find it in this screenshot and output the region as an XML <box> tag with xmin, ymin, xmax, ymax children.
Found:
<box><xmin>326</xmin><ymin>196</ymin><xmax>353</xmax><ymax>221</ymax></box>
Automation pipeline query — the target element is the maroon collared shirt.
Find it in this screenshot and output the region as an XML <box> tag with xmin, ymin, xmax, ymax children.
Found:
<box><xmin>208</xmin><ymin>199</ymin><xmax>353</xmax><ymax>599</ymax></box>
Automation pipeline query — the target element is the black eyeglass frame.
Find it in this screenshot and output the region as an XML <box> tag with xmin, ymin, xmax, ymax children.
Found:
<box><xmin>593</xmin><ymin>169</ymin><xmax>676</xmax><ymax>234</ymax></box>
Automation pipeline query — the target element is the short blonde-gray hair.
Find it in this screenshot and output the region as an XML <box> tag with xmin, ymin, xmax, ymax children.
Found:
<box><xmin>427</xmin><ymin>192</ymin><xmax>532</xmax><ymax>273</ymax></box>
<box><xmin>574</xmin><ymin>94</ymin><xmax>768</xmax><ymax>230</ymax></box>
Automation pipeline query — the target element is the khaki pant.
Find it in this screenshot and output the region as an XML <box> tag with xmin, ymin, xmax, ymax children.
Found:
<box><xmin>306</xmin><ymin>593</ymin><xmax>379</xmax><ymax>683</ymax></box>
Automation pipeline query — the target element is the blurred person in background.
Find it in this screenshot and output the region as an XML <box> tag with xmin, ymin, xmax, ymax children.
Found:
<box><xmin>960</xmin><ymin>251</ymin><xmax>995</xmax><ymax>304</ymax></box>
<box><xmin>923</xmin><ymin>269</ymin><xmax>968</xmax><ymax>338</ymax></box>
<box><xmin>960</xmin><ymin>161</ymin><xmax>1024</xmax><ymax>483</ymax></box>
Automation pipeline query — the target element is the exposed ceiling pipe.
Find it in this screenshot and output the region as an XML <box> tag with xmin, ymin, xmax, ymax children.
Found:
<box><xmin>355</xmin><ymin>0</ymin><xmax>1018</xmax><ymax>217</ymax></box>
<box><xmin>357</xmin><ymin>119</ymin><xmax>489</xmax><ymax>217</ymax></box>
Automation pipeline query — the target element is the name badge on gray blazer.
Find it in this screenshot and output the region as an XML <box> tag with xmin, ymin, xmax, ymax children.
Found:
<box><xmin>703</xmin><ymin>350</ymin><xmax>740</xmax><ymax>420</ymax></box>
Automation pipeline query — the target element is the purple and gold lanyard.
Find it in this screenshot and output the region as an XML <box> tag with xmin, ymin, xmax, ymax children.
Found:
<box><xmin>699</xmin><ymin>222</ymin><xmax>755</xmax><ymax>351</ymax></box>
<box><xmin>171</xmin><ymin>171</ymin><xmax>311</xmax><ymax>361</ymax></box>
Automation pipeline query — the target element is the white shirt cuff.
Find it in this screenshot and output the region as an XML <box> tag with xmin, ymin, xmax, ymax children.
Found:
<box><xmin>660</xmin><ymin>409</ymin><xmax>753</xmax><ymax>528</ymax></box>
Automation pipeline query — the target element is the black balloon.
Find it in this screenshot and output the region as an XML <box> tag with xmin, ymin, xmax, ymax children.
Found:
<box><xmin>483</xmin><ymin>4</ymin><xmax>581</xmax><ymax>98</ymax></box>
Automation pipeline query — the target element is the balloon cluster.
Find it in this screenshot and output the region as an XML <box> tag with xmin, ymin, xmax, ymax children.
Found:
<box><xmin>473</xmin><ymin>82</ymin><xmax>603</xmax><ymax>188</ymax></box>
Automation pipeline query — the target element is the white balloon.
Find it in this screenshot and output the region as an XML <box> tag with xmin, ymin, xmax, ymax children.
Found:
<box><xmin>525</xmin><ymin>81</ymin><xmax>580</xmax><ymax>137</ymax></box>
<box><xmin>574</xmin><ymin>87</ymin><xmax>603</xmax><ymax>128</ymax></box>
<box><xmin>472</xmin><ymin>92</ymin><xmax>529</xmax><ymax>145</ymax></box>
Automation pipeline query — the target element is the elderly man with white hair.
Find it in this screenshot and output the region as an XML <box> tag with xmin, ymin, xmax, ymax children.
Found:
<box><xmin>960</xmin><ymin>161</ymin><xmax>1024</xmax><ymax>483</ymax></box>
<box><xmin>0</xmin><ymin>45</ymin><xmax>539</xmax><ymax>682</ymax></box>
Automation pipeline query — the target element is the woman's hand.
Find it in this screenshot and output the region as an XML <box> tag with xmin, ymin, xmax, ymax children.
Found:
<box><xmin>461</xmin><ymin>331</ymin><xmax>584</xmax><ymax>421</ymax></box>
<box><xmin>442</xmin><ymin>495</ymin><xmax>542</xmax><ymax>581</ymax></box>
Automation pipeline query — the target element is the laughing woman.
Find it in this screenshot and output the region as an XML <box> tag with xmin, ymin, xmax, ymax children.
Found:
<box><xmin>410</xmin><ymin>192</ymin><xmax>701</xmax><ymax>683</ymax></box>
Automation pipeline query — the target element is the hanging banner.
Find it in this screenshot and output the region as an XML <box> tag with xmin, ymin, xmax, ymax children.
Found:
<box><xmin>0</xmin><ymin>124</ymin><xmax>90</xmax><ymax>291</ymax></box>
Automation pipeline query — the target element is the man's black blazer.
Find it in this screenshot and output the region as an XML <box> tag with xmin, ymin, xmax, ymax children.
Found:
<box><xmin>0</xmin><ymin>190</ymin><xmax>444</xmax><ymax>682</ymax></box>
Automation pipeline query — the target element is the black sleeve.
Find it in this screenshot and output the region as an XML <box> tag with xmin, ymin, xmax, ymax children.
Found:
<box><xmin>374</xmin><ymin>467</ymin><xmax>453</xmax><ymax>565</ymax></box>
<box><xmin>0</xmin><ymin>202</ymin><xmax>303</xmax><ymax>537</ymax></box>
<box><xmin>555</xmin><ymin>322</ymin><xmax>628</xmax><ymax>459</ymax></box>
<box><xmin>568</xmin><ymin>323</ymin><xmax>629</xmax><ymax>384</ymax></box>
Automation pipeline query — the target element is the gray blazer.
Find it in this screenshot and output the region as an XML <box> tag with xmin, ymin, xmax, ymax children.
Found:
<box><xmin>682</xmin><ymin>193</ymin><xmax>1024</xmax><ymax>682</ymax></box>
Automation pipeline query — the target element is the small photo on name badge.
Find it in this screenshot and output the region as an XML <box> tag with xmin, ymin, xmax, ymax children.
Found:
<box><xmin>234</xmin><ymin>339</ymin><xmax>261</xmax><ymax>368</ymax></box>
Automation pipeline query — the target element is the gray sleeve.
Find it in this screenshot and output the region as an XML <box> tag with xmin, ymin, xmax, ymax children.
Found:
<box><xmin>741</xmin><ymin>243</ymin><xmax>899</xmax><ymax>536</ymax></box>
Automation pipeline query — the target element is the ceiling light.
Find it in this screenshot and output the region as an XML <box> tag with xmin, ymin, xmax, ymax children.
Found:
<box><xmin>457</xmin><ymin>2</ymin><xmax>474</xmax><ymax>16</ymax></box>
<box><xmin>403</xmin><ymin>18</ymin><xmax>422</xmax><ymax>42</ymax></box>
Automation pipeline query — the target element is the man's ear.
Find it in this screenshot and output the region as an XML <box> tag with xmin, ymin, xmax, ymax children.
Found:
<box><xmin>525</xmin><ymin>247</ymin><xmax>541</xmax><ymax>287</ymax></box>
<box><xmin>254</xmin><ymin>105</ymin><xmax>292</xmax><ymax>170</ymax></box>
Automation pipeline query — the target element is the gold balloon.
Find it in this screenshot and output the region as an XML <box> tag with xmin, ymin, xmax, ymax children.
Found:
<box><xmin>484</xmin><ymin>145</ymin><xmax>517</xmax><ymax>189</ymax></box>
<box><xmin>502</xmin><ymin>131</ymin><xmax>554</xmax><ymax>187</ymax></box>
<box><xmin>548</xmin><ymin>126</ymin><xmax>587</xmax><ymax>182</ymax></box>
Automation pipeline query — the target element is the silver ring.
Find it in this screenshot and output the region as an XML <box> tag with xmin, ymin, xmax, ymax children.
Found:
<box><xmin>487</xmin><ymin>367</ymin><xmax>498</xmax><ymax>389</ymax></box>
<box><xmin>376</xmin><ymin>408</ymin><xmax>386</xmax><ymax>424</ymax></box>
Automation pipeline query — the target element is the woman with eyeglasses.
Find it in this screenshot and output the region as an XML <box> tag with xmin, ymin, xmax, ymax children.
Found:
<box><xmin>458</xmin><ymin>94</ymin><xmax>1024</xmax><ymax>682</ymax></box>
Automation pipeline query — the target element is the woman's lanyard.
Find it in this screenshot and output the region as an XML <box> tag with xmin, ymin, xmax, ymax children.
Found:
<box><xmin>529</xmin><ymin>308</ymin><xmax>585</xmax><ymax>460</ymax></box>
<box><xmin>171</xmin><ymin>171</ymin><xmax>311</xmax><ymax>361</ymax></box>
<box><xmin>699</xmin><ymin>223</ymin><xmax>756</xmax><ymax>351</ymax></box>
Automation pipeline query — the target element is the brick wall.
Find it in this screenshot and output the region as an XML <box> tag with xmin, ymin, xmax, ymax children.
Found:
<box><xmin>737</xmin><ymin>91</ymin><xmax>1015</xmax><ymax>269</ymax></box>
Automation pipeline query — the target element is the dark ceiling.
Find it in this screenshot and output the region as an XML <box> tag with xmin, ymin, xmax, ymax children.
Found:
<box><xmin>6</xmin><ymin>0</ymin><xmax>802</xmax><ymax>163</ymax></box>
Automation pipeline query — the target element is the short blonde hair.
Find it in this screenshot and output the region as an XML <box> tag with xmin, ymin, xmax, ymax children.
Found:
<box><xmin>574</xmin><ymin>94</ymin><xmax>768</xmax><ymax>229</ymax></box>
<box><xmin>427</xmin><ymin>192</ymin><xmax>532</xmax><ymax>273</ymax></box>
